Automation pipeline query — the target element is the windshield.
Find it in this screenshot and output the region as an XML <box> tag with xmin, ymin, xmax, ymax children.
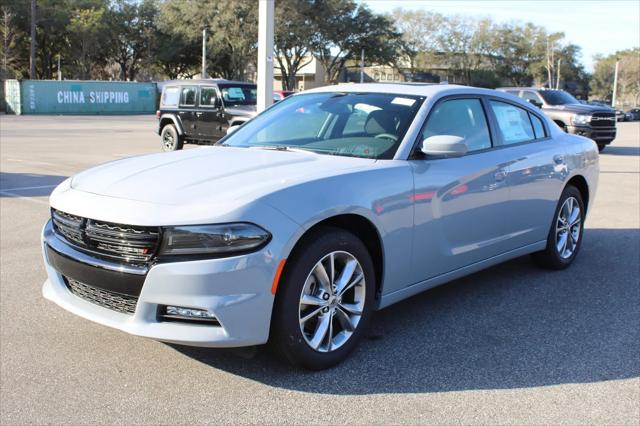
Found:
<box><xmin>220</xmin><ymin>92</ymin><xmax>425</xmax><ymax>159</ymax></box>
<box><xmin>539</xmin><ymin>90</ymin><xmax>579</xmax><ymax>106</ymax></box>
<box><xmin>219</xmin><ymin>84</ymin><xmax>257</xmax><ymax>106</ymax></box>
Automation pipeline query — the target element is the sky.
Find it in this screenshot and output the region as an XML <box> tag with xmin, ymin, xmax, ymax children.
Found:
<box><xmin>363</xmin><ymin>0</ymin><xmax>640</xmax><ymax>71</ymax></box>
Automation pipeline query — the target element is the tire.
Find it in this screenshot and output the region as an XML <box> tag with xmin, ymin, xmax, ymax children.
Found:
<box><xmin>160</xmin><ymin>124</ymin><xmax>183</xmax><ymax>152</ymax></box>
<box><xmin>597</xmin><ymin>144</ymin><xmax>606</xmax><ymax>152</ymax></box>
<box><xmin>270</xmin><ymin>227</ymin><xmax>375</xmax><ymax>370</ymax></box>
<box><xmin>533</xmin><ymin>185</ymin><xmax>585</xmax><ymax>270</ymax></box>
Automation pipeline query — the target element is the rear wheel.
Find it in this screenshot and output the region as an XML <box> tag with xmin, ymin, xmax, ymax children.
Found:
<box><xmin>533</xmin><ymin>185</ymin><xmax>585</xmax><ymax>269</ymax></box>
<box><xmin>271</xmin><ymin>228</ymin><xmax>375</xmax><ymax>370</ymax></box>
<box><xmin>160</xmin><ymin>124</ymin><xmax>183</xmax><ymax>152</ymax></box>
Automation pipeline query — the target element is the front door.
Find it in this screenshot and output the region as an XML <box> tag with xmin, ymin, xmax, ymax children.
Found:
<box><xmin>410</xmin><ymin>97</ymin><xmax>513</xmax><ymax>283</ymax></box>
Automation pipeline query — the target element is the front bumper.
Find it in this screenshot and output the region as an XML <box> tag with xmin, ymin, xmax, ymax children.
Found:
<box><xmin>41</xmin><ymin>220</ymin><xmax>278</xmax><ymax>347</ymax></box>
<box><xmin>567</xmin><ymin>125</ymin><xmax>616</xmax><ymax>145</ymax></box>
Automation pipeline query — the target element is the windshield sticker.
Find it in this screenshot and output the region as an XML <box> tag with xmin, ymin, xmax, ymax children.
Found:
<box><xmin>391</xmin><ymin>97</ymin><xmax>416</xmax><ymax>106</ymax></box>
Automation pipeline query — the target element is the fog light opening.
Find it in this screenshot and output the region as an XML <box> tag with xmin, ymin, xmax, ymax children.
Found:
<box><xmin>158</xmin><ymin>305</ymin><xmax>220</xmax><ymax>325</ymax></box>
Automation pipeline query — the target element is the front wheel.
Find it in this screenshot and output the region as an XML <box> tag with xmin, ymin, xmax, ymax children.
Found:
<box><xmin>270</xmin><ymin>228</ymin><xmax>375</xmax><ymax>370</ymax></box>
<box><xmin>160</xmin><ymin>124</ymin><xmax>183</xmax><ymax>152</ymax></box>
<box><xmin>533</xmin><ymin>185</ymin><xmax>585</xmax><ymax>269</ymax></box>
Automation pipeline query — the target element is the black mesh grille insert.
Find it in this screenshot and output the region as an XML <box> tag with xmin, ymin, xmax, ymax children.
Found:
<box><xmin>65</xmin><ymin>277</ymin><xmax>138</xmax><ymax>315</ymax></box>
<box><xmin>590</xmin><ymin>112</ymin><xmax>616</xmax><ymax>128</ymax></box>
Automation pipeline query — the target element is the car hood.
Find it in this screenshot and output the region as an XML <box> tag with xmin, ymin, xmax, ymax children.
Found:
<box><xmin>69</xmin><ymin>146</ymin><xmax>374</xmax><ymax>206</ymax></box>
<box><xmin>223</xmin><ymin>104</ymin><xmax>257</xmax><ymax>116</ymax></box>
<box><xmin>544</xmin><ymin>103</ymin><xmax>614</xmax><ymax>114</ymax></box>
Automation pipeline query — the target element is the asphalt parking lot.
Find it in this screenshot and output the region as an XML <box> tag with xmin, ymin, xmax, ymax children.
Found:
<box><xmin>1</xmin><ymin>115</ymin><xmax>638</xmax><ymax>424</ymax></box>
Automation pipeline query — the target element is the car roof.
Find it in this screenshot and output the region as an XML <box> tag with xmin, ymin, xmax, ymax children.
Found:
<box><xmin>161</xmin><ymin>79</ymin><xmax>256</xmax><ymax>86</ymax></box>
<box><xmin>304</xmin><ymin>83</ymin><xmax>510</xmax><ymax>98</ymax></box>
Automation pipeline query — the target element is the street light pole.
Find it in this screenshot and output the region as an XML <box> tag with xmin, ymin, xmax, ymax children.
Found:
<box><xmin>202</xmin><ymin>28</ymin><xmax>207</xmax><ymax>79</ymax></box>
<box><xmin>612</xmin><ymin>59</ymin><xmax>619</xmax><ymax>108</ymax></box>
<box><xmin>360</xmin><ymin>48</ymin><xmax>364</xmax><ymax>83</ymax></box>
<box><xmin>257</xmin><ymin>0</ymin><xmax>274</xmax><ymax>112</ymax></box>
<box><xmin>57</xmin><ymin>54</ymin><xmax>61</xmax><ymax>81</ymax></box>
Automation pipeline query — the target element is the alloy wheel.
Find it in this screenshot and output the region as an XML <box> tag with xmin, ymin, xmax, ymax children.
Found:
<box><xmin>298</xmin><ymin>251</ymin><xmax>366</xmax><ymax>353</ymax></box>
<box><xmin>556</xmin><ymin>196</ymin><xmax>581</xmax><ymax>259</ymax></box>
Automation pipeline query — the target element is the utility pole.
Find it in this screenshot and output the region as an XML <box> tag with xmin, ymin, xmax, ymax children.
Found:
<box><xmin>612</xmin><ymin>59</ymin><xmax>619</xmax><ymax>108</ymax></box>
<box><xmin>29</xmin><ymin>0</ymin><xmax>36</xmax><ymax>79</ymax></box>
<box><xmin>257</xmin><ymin>0</ymin><xmax>274</xmax><ymax>112</ymax></box>
<box><xmin>360</xmin><ymin>48</ymin><xmax>364</xmax><ymax>83</ymax></box>
<box><xmin>202</xmin><ymin>28</ymin><xmax>207</xmax><ymax>79</ymax></box>
<box><xmin>57</xmin><ymin>54</ymin><xmax>61</xmax><ymax>80</ymax></box>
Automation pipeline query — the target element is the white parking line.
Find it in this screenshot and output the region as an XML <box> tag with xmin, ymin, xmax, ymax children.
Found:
<box><xmin>0</xmin><ymin>184</ymin><xmax>58</xmax><ymax>192</ymax></box>
<box><xmin>0</xmin><ymin>191</ymin><xmax>50</xmax><ymax>205</ymax></box>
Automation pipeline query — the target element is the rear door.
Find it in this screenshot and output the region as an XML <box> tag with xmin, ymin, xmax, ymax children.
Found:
<box><xmin>485</xmin><ymin>97</ymin><xmax>566</xmax><ymax>249</ymax></box>
<box><xmin>195</xmin><ymin>86</ymin><xmax>224</xmax><ymax>141</ymax></box>
<box><xmin>178</xmin><ymin>86</ymin><xmax>198</xmax><ymax>138</ymax></box>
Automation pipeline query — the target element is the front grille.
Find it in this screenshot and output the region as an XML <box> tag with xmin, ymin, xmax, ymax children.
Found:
<box><xmin>65</xmin><ymin>277</ymin><xmax>138</xmax><ymax>314</ymax></box>
<box><xmin>52</xmin><ymin>209</ymin><xmax>161</xmax><ymax>264</ymax></box>
<box><xmin>590</xmin><ymin>112</ymin><xmax>616</xmax><ymax>128</ymax></box>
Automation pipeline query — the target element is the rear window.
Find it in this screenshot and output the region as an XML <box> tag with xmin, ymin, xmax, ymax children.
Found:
<box><xmin>161</xmin><ymin>87</ymin><xmax>179</xmax><ymax>107</ymax></box>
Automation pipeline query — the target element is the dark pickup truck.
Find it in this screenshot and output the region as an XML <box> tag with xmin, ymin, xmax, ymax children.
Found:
<box><xmin>157</xmin><ymin>79</ymin><xmax>257</xmax><ymax>151</ymax></box>
<box><xmin>497</xmin><ymin>88</ymin><xmax>616</xmax><ymax>152</ymax></box>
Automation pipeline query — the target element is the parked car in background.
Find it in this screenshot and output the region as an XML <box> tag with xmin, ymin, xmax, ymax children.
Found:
<box><xmin>273</xmin><ymin>90</ymin><xmax>294</xmax><ymax>102</ymax></box>
<box><xmin>41</xmin><ymin>83</ymin><xmax>598</xmax><ymax>369</ymax></box>
<box><xmin>625</xmin><ymin>108</ymin><xmax>640</xmax><ymax>121</ymax></box>
<box><xmin>615</xmin><ymin>109</ymin><xmax>626</xmax><ymax>122</ymax></box>
<box><xmin>497</xmin><ymin>87</ymin><xmax>617</xmax><ymax>152</ymax></box>
<box><xmin>157</xmin><ymin>79</ymin><xmax>257</xmax><ymax>151</ymax></box>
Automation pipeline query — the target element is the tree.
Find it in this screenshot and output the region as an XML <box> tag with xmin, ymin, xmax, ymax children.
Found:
<box><xmin>592</xmin><ymin>49</ymin><xmax>640</xmax><ymax>106</ymax></box>
<box><xmin>274</xmin><ymin>0</ymin><xmax>315</xmax><ymax>90</ymax></box>
<box><xmin>311</xmin><ymin>0</ymin><xmax>402</xmax><ymax>84</ymax></box>
<box><xmin>107</xmin><ymin>0</ymin><xmax>158</xmax><ymax>81</ymax></box>
<box><xmin>158</xmin><ymin>0</ymin><xmax>257</xmax><ymax>81</ymax></box>
<box><xmin>390</xmin><ymin>8</ymin><xmax>444</xmax><ymax>73</ymax></box>
<box><xmin>67</xmin><ymin>7</ymin><xmax>106</xmax><ymax>79</ymax></box>
<box><xmin>0</xmin><ymin>7</ymin><xmax>20</xmax><ymax>78</ymax></box>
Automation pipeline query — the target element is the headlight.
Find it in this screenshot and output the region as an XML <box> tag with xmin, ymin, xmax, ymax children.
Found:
<box><xmin>160</xmin><ymin>223</ymin><xmax>270</xmax><ymax>255</ymax></box>
<box><xmin>571</xmin><ymin>114</ymin><xmax>591</xmax><ymax>125</ymax></box>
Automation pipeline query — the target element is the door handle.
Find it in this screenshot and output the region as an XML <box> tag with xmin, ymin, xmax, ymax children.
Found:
<box><xmin>553</xmin><ymin>154</ymin><xmax>565</xmax><ymax>165</ymax></box>
<box><xmin>494</xmin><ymin>170</ymin><xmax>508</xmax><ymax>182</ymax></box>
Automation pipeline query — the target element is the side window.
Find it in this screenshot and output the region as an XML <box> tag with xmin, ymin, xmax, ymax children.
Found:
<box><xmin>529</xmin><ymin>113</ymin><xmax>546</xmax><ymax>139</ymax></box>
<box><xmin>180</xmin><ymin>86</ymin><xmax>197</xmax><ymax>106</ymax></box>
<box><xmin>489</xmin><ymin>100</ymin><xmax>535</xmax><ymax>145</ymax></box>
<box><xmin>421</xmin><ymin>98</ymin><xmax>492</xmax><ymax>152</ymax></box>
<box><xmin>161</xmin><ymin>87</ymin><xmax>179</xmax><ymax>107</ymax></box>
<box><xmin>199</xmin><ymin>87</ymin><xmax>218</xmax><ymax>107</ymax></box>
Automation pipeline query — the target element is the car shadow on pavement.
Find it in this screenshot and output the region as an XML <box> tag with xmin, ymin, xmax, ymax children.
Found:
<box><xmin>0</xmin><ymin>172</ymin><xmax>67</xmax><ymax>197</ymax></box>
<box><xmin>170</xmin><ymin>228</ymin><xmax>640</xmax><ymax>394</ymax></box>
<box><xmin>602</xmin><ymin>146</ymin><xmax>640</xmax><ymax>156</ymax></box>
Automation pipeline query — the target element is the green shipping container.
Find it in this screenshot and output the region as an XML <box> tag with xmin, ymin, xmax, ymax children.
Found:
<box><xmin>17</xmin><ymin>80</ymin><xmax>157</xmax><ymax>115</ymax></box>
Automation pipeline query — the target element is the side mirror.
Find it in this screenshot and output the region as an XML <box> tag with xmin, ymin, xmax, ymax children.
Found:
<box><xmin>226</xmin><ymin>125</ymin><xmax>240</xmax><ymax>135</ymax></box>
<box><xmin>527</xmin><ymin>99</ymin><xmax>542</xmax><ymax>108</ymax></box>
<box><xmin>421</xmin><ymin>135</ymin><xmax>467</xmax><ymax>157</ymax></box>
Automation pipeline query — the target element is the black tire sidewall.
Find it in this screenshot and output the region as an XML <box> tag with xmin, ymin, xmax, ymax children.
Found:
<box><xmin>161</xmin><ymin>124</ymin><xmax>182</xmax><ymax>151</ymax></box>
<box><xmin>272</xmin><ymin>227</ymin><xmax>376</xmax><ymax>370</ymax></box>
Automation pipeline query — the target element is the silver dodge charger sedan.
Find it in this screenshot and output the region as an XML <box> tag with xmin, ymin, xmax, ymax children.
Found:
<box><xmin>41</xmin><ymin>83</ymin><xmax>599</xmax><ymax>369</ymax></box>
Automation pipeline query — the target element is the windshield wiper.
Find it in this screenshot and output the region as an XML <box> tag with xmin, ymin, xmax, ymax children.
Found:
<box><xmin>249</xmin><ymin>145</ymin><xmax>317</xmax><ymax>154</ymax></box>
